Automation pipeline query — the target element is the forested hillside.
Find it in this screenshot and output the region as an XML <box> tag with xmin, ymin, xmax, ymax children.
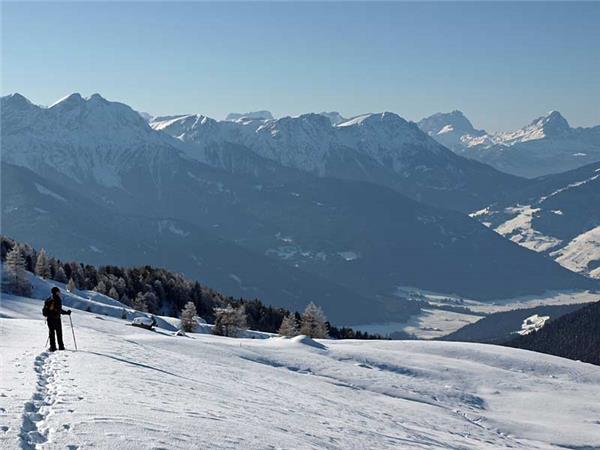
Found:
<box><xmin>440</xmin><ymin>303</ymin><xmax>592</xmax><ymax>344</ymax></box>
<box><xmin>506</xmin><ymin>300</ymin><xmax>600</xmax><ymax>365</ymax></box>
<box><xmin>0</xmin><ymin>236</ymin><xmax>381</xmax><ymax>339</ymax></box>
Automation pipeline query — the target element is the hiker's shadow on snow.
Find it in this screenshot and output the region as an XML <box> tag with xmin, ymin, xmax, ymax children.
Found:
<box><xmin>81</xmin><ymin>351</ymin><xmax>199</xmax><ymax>384</ymax></box>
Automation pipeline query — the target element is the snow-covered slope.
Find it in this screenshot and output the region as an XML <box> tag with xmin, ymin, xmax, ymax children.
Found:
<box><xmin>3</xmin><ymin>294</ymin><xmax>600</xmax><ymax>450</ymax></box>
<box><xmin>553</xmin><ymin>226</ymin><xmax>600</xmax><ymax>278</ymax></box>
<box><xmin>471</xmin><ymin>162</ymin><xmax>600</xmax><ymax>278</ymax></box>
<box><xmin>419</xmin><ymin>110</ymin><xmax>600</xmax><ymax>177</ymax></box>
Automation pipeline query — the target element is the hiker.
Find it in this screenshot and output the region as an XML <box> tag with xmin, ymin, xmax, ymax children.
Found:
<box><xmin>42</xmin><ymin>287</ymin><xmax>72</xmax><ymax>351</ymax></box>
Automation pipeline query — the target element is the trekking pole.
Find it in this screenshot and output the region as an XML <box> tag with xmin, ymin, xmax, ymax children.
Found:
<box><xmin>44</xmin><ymin>319</ymin><xmax>49</xmax><ymax>350</ymax></box>
<box><xmin>69</xmin><ymin>315</ymin><xmax>78</xmax><ymax>351</ymax></box>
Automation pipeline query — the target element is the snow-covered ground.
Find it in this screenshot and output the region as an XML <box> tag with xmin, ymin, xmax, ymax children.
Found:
<box><xmin>2</xmin><ymin>292</ymin><xmax>600</xmax><ymax>449</ymax></box>
<box><xmin>553</xmin><ymin>225</ymin><xmax>600</xmax><ymax>279</ymax></box>
<box><xmin>354</xmin><ymin>287</ymin><xmax>597</xmax><ymax>339</ymax></box>
<box><xmin>517</xmin><ymin>314</ymin><xmax>551</xmax><ymax>336</ymax></box>
<box><xmin>355</xmin><ymin>308</ymin><xmax>481</xmax><ymax>340</ymax></box>
<box><xmin>469</xmin><ymin>167</ymin><xmax>600</xmax><ymax>279</ymax></box>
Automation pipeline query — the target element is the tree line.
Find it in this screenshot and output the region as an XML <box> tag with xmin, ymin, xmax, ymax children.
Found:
<box><xmin>1</xmin><ymin>236</ymin><xmax>386</xmax><ymax>340</ymax></box>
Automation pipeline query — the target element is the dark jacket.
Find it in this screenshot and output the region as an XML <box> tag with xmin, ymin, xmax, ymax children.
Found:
<box><xmin>42</xmin><ymin>295</ymin><xmax>69</xmax><ymax>320</ymax></box>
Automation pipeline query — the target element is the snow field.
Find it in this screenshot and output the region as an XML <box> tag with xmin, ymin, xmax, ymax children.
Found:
<box><xmin>2</xmin><ymin>293</ymin><xmax>600</xmax><ymax>449</ymax></box>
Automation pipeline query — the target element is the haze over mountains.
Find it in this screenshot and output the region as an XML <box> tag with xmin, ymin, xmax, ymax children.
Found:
<box><xmin>418</xmin><ymin>110</ymin><xmax>600</xmax><ymax>178</ymax></box>
<box><xmin>2</xmin><ymin>92</ymin><xmax>598</xmax><ymax>325</ymax></box>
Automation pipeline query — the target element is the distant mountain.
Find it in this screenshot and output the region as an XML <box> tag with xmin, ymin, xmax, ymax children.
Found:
<box><xmin>506</xmin><ymin>300</ymin><xmax>600</xmax><ymax>366</ymax></box>
<box><xmin>137</xmin><ymin>111</ymin><xmax>153</xmax><ymax>122</ymax></box>
<box><xmin>1</xmin><ymin>92</ymin><xmax>185</xmax><ymax>189</ymax></box>
<box><xmin>472</xmin><ymin>161</ymin><xmax>600</xmax><ymax>278</ymax></box>
<box><xmin>152</xmin><ymin>110</ymin><xmax>526</xmax><ymax>212</ymax></box>
<box><xmin>319</xmin><ymin>111</ymin><xmax>347</xmax><ymax>126</ymax></box>
<box><xmin>225</xmin><ymin>110</ymin><xmax>273</xmax><ymax>121</ymax></box>
<box><xmin>417</xmin><ymin>110</ymin><xmax>486</xmax><ymax>152</ymax></box>
<box><xmin>2</xmin><ymin>161</ymin><xmax>389</xmax><ymax>324</ymax></box>
<box><xmin>440</xmin><ymin>303</ymin><xmax>591</xmax><ymax>344</ymax></box>
<box><xmin>3</xmin><ymin>93</ymin><xmax>596</xmax><ymax>323</ymax></box>
<box><xmin>419</xmin><ymin>110</ymin><xmax>600</xmax><ymax>177</ymax></box>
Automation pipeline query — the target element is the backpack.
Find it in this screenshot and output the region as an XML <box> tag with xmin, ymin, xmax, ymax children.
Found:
<box><xmin>42</xmin><ymin>297</ymin><xmax>51</xmax><ymax>317</ymax></box>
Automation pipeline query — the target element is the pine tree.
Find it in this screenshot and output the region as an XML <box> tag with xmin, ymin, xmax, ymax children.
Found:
<box><xmin>300</xmin><ymin>302</ymin><xmax>328</xmax><ymax>338</ymax></box>
<box><xmin>180</xmin><ymin>301</ymin><xmax>198</xmax><ymax>332</ymax></box>
<box><xmin>132</xmin><ymin>292</ymin><xmax>149</xmax><ymax>312</ymax></box>
<box><xmin>35</xmin><ymin>248</ymin><xmax>50</xmax><ymax>279</ymax></box>
<box><xmin>55</xmin><ymin>266</ymin><xmax>67</xmax><ymax>283</ymax></box>
<box><xmin>49</xmin><ymin>258</ymin><xmax>58</xmax><ymax>279</ymax></box>
<box><xmin>278</xmin><ymin>314</ymin><xmax>299</xmax><ymax>337</ymax></box>
<box><xmin>71</xmin><ymin>263</ymin><xmax>84</xmax><ymax>288</ymax></box>
<box><xmin>213</xmin><ymin>305</ymin><xmax>247</xmax><ymax>337</ymax></box>
<box><xmin>3</xmin><ymin>245</ymin><xmax>32</xmax><ymax>296</ymax></box>
<box><xmin>66</xmin><ymin>277</ymin><xmax>76</xmax><ymax>292</ymax></box>
<box><xmin>108</xmin><ymin>287</ymin><xmax>119</xmax><ymax>300</ymax></box>
<box><xmin>95</xmin><ymin>280</ymin><xmax>107</xmax><ymax>295</ymax></box>
<box><xmin>143</xmin><ymin>291</ymin><xmax>159</xmax><ymax>312</ymax></box>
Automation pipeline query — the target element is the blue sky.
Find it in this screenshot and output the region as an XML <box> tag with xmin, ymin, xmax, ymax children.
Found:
<box><xmin>2</xmin><ymin>1</ymin><xmax>599</xmax><ymax>132</ymax></box>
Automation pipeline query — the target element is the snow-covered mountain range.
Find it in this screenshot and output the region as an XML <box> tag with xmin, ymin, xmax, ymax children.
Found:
<box><xmin>2</xmin><ymin>92</ymin><xmax>597</xmax><ymax>324</ymax></box>
<box><xmin>471</xmin><ymin>161</ymin><xmax>600</xmax><ymax>278</ymax></box>
<box><xmin>419</xmin><ymin>110</ymin><xmax>600</xmax><ymax>178</ymax></box>
<box><xmin>150</xmin><ymin>110</ymin><xmax>525</xmax><ymax>212</ymax></box>
<box><xmin>1</xmin><ymin>93</ymin><xmax>185</xmax><ymax>189</ymax></box>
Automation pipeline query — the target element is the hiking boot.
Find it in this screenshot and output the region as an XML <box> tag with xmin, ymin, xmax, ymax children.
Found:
<box><xmin>48</xmin><ymin>348</ymin><xmax>57</xmax><ymax>352</ymax></box>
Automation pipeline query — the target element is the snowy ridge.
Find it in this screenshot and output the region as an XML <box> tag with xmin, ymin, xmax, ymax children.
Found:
<box><xmin>152</xmin><ymin>109</ymin><xmax>450</xmax><ymax>177</ymax></box>
<box><xmin>491</xmin><ymin>111</ymin><xmax>570</xmax><ymax>145</ymax></box>
<box><xmin>539</xmin><ymin>169</ymin><xmax>600</xmax><ymax>202</ymax></box>
<box><xmin>418</xmin><ymin>110</ymin><xmax>600</xmax><ymax>177</ymax></box>
<box><xmin>1</xmin><ymin>93</ymin><xmax>184</xmax><ymax>187</ymax></box>
<box><xmin>421</xmin><ymin>110</ymin><xmax>574</xmax><ymax>150</ymax></box>
<box><xmin>3</xmin><ymin>292</ymin><xmax>600</xmax><ymax>449</ymax></box>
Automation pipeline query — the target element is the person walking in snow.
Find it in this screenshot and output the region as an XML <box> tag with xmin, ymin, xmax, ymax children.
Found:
<box><xmin>42</xmin><ymin>287</ymin><xmax>71</xmax><ymax>351</ymax></box>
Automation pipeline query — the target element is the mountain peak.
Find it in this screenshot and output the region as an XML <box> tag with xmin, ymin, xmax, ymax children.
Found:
<box><xmin>337</xmin><ymin>112</ymin><xmax>406</xmax><ymax>128</ymax></box>
<box><xmin>88</xmin><ymin>93</ymin><xmax>109</xmax><ymax>103</ymax></box>
<box><xmin>225</xmin><ymin>110</ymin><xmax>273</xmax><ymax>121</ymax></box>
<box><xmin>1</xmin><ymin>93</ymin><xmax>34</xmax><ymax>109</ymax></box>
<box><xmin>49</xmin><ymin>92</ymin><xmax>85</xmax><ymax>109</ymax></box>
<box><xmin>543</xmin><ymin>111</ymin><xmax>571</xmax><ymax>130</ymax></box>
<box><xmin>534</xmin><ymin>110</ymin><xmax>570</xmax><ymax>135</ymax></box>
<box><xmin>417</xmin><ymin>110</ymin><xmax>483</xmax><ymax>137</ymax></box>
<box><xmin>319</xmin><ymin>111</ymin><xmax>346</xmax><ymax>126</ymax></box>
